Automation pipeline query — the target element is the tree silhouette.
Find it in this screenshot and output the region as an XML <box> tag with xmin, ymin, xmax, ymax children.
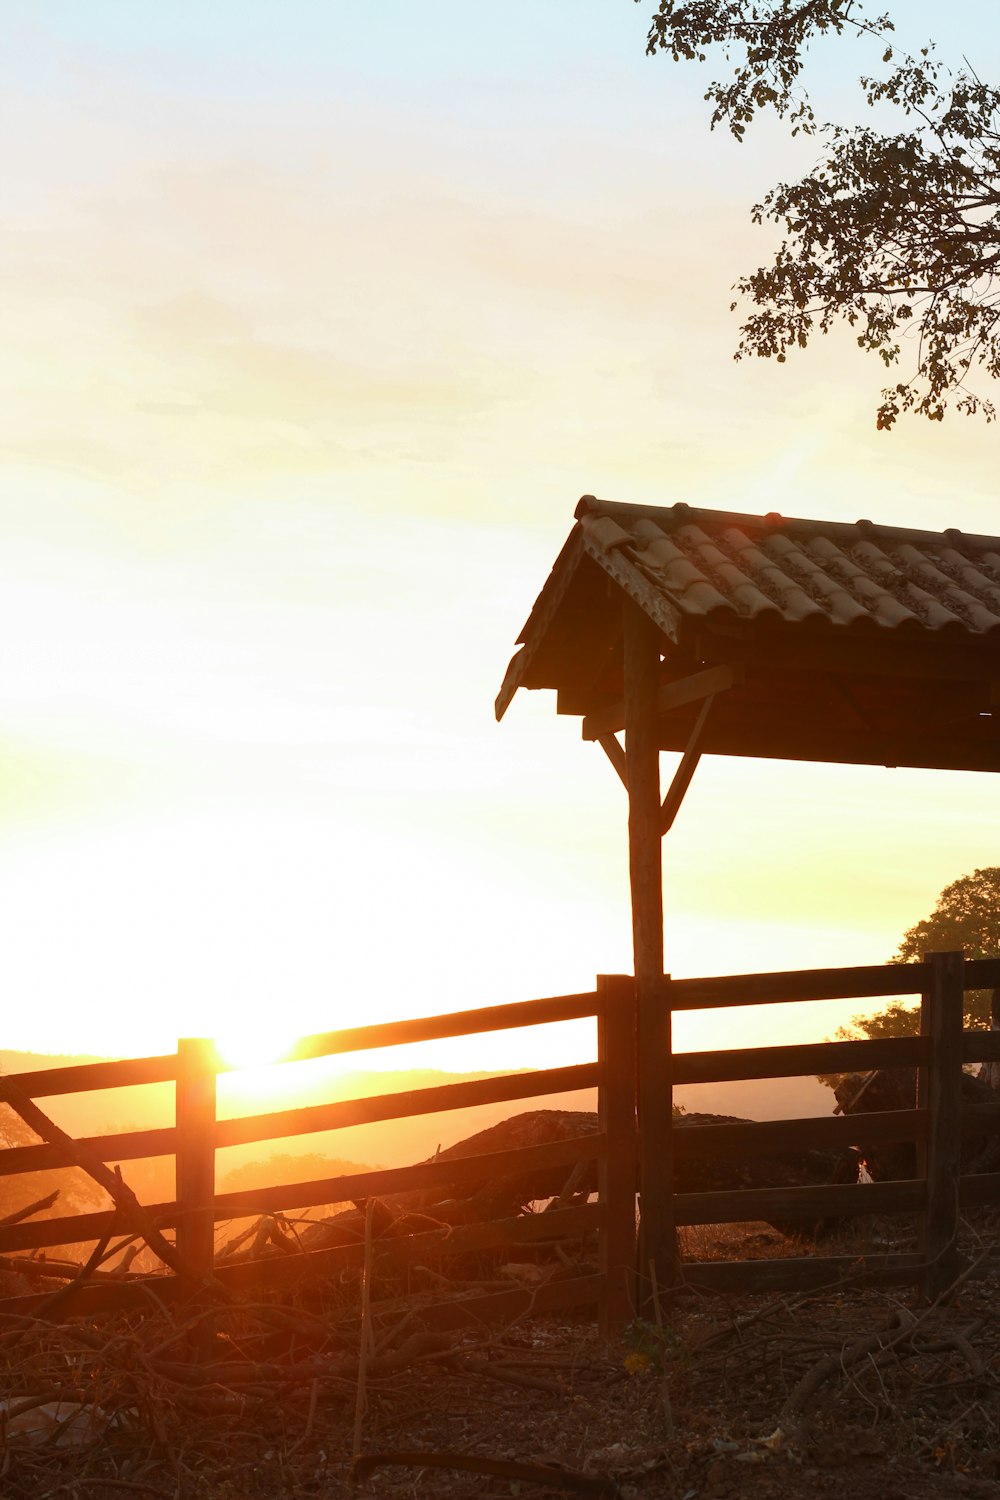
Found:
<box><xmin>644</xmin><ymin>2</ymin><xmax>1000</xmax><ymax>424</ymax></box>
<box><xmin>843</xmin><ymin>867</ymin><xmax>1000</xmax><ymax>1043</ymax></box>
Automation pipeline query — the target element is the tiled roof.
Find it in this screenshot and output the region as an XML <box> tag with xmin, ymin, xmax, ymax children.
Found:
<box><xmin>574</xmin><ymin>496</ymin><xmax>1000</xmax><ymax>640</ymax></box>
<box><xmin>496</xmin><ymin>499</ymin><xmax>1000</xmax><ymax>772</ymax></box>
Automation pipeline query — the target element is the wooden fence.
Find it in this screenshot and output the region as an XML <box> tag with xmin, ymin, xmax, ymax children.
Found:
<box><xmin>0</xmin><ymin>952</ymin><xmax>998</xmax><ymax>1327</ymax></box>
<box><xmin>657</xmin><ymin>950</ymin><xmax>1000</xmax><ymax>1300</ymax></box>
<box><xmin>0</xmin><ymin>978</ymin><xmax>632</xmax><ymax>1331</ymax></box>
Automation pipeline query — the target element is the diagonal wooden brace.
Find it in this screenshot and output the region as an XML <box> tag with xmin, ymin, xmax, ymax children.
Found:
<box><xmin>660</xmin><ymin>692</ymin><xmax>715</xmax><ymax>835</ymax></box>
<box><xmin>596</xmin><ymin>732</ymin><xmax>628</xmax><ymax>789</ymax></box>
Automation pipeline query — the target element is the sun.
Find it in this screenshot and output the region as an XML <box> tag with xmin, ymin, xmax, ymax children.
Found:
<box><xmin>214</xmin><ymin>1024</ymin><xmax>302</xmax><ymax>1072</ymax></box>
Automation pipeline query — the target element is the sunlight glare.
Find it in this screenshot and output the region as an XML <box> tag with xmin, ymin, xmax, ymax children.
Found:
<box><xmin>215</xmin><ymin>1025</ymin><xmax>302</xmax><ymax>1071</ymax></box>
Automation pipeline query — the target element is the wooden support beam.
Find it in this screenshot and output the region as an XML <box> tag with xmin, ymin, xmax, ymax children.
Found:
<box><xmin>597</xmin><ymin>732</ymin><xmax>628</xmax><ymax>789</ymax></box>
<box><xmin>624</xmin><ymin>603</ymin><xmax>664</xmax><ymax>982</ymax></box>
<box><xmin>651</xmin><ymin>720</ymin><xmax>1000</xmax><ymax>774</ymax></box>
<box><xmin>920</xmin><ymin>951</ymin><xmax>964</xmax><ymax>1301</ymax></box>
<box><xmin>597</xmin><ymin>974</ymin><xmax>637</xmax><ymax>1334</ymax></box>
<box><xmin>622</xmin><ymin>601</ymin><xmax>676</xmax><ymax>1294</ymax></box>
<box><xmin>695</xmin><ymin>626</ymin><xmax>1000</xmax><ymax>684</ymax></box>
<box><xmin>175</xmin><ymin>1037</ymin><xmax>218</xmax><ymax>1298</ymax></box>
<box><xmin>660</xmin><ymin>692</ymin><xmax>714</xmax><ymax>835</ymax></box>
<box><xmin>582</xmin><ymin>663</ymin><xmax>741</xmax><ymax>741</ymax></box>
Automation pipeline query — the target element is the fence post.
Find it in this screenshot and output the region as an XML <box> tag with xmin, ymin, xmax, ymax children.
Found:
<box><xmin>597</xmin><ymin>974</ymin><xmax>637</xmax><ymax>1336</ymax></box>
<box><xmin>921</xmin><ymin>950</ymin><xmax>964</xmax><ymax>1301</ymax></box>
<box><xmin>916</xmin><ymin>984</ymin><xmax>930</xmax><ymax>1187</ymax></box>
<box><xmin>175</xmin><ymin>1037</ymin><xmax>217</xmax><ymax>1296</ymax></box>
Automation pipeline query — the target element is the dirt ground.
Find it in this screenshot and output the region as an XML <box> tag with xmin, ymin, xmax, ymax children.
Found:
<box><xmin>4</xmin><ymin>1219</ymin><xmax>1000</xmax><ymax>1500</ymax></box>
<box><xmin>340</xmin><ymin>1270</ymin><xmax>1000</xmax><ymax>1500</ymax></box>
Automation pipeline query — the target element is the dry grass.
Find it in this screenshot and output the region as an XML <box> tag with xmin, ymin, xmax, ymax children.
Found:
<box><xmin>1</xmin><ymin>1214</ymin><xmax>1000</xmax><ymax>1499</ymax></box>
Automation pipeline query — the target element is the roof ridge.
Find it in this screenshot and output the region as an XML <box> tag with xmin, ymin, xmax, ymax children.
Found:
<box><xmin>574</xmin><ymin>495</ymin><xmax>1000</xmax><ymax>553</ymax></box>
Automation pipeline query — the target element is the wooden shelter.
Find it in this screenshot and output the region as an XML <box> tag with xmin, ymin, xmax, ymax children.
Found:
<box><xmin>497</xmin><ymin>496</ymin><xmax>1000</xmax><ymax>1279</ymax></box>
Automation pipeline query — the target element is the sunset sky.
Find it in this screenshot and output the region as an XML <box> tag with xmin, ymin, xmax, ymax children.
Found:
<box><xmin>3</xmin><ymin>1</ymin><xmax>1000</xmax><ymax>1071</ymax></box>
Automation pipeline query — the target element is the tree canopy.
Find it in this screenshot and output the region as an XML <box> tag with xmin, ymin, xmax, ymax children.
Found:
<box><xmin>844</xmin><ymin>867</ymin><xmax>1000</xmax><ymax>1042</ymax></box>
<box><xmin>644</xmin><ymin>2</ymin><xmax>1000</xmax><ymax>426</ymax></box>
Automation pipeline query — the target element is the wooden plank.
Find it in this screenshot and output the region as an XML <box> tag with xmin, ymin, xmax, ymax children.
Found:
<box><xmin>0</xmin><ymin>1276</ymin><xmax>178</xmax><ymax>1321</ymax></box>
<box><xmin>653</xmin><ymin>719</ymin><xmax>1000</xmax><ymax>775</ymax></box>
<box><xmin>0</xmin><ymin>1205</ymin><xmax>156</xmax><ymax>1256</ymax></box>
<box><xmin>216</xmin><ymin>1203</ymin><xmax>604</xmax><ymax>1289</ymax></box>
<box><xmin>623</xmin><ymin>600</ymin><xmax>675</xmax><ymax>1294</ymax></box>
<box><xmin>3</xmin><ymin>986</ymin><xmax>605</xmax><ymax>1095</ymax></box>
<box><xmin>0</xmin><ymin>1135</ymin><xmax>610</xmax><ymax>1255</ymax></box>
<box><xmin>214</xmin><ymin>1063</ymin><xmax>600</xmax><ymax>1152</ymax></box>
<box><xmin>673</xmin><ymin>1109</ymin><xmax>928</xmax><ymax>1163</ymax></box>
<box><xmin>7</xmin><ymin>1054</ymin><xmax>178</xmax><ymax>1099</ymax></box>
<box><xmin>696</xmin><ymin>622</ymin><xmax>1000</xmax><ymax>685</ymax></box>
<box><xmin>272</xmin><ymin>991</ymin><xmax>601</xmax><ymax>1070</ymax></box>
<box><xmin>43</xmin><ymin>1244</ymin><xmax>1000</xmax><ymax>1327</ymax></box>
<box><xmin>582</xmin><ymin>664</ymin><xmax>740</xmax><ymax>740</ymax></box>
<box><xmin>597</xmin><ymin>975</ymin><xmax>637</xmax><ymax>1333</ymax></box>
<box><xmin>958</xmin><ymin>1172</ymin><xmax>1000</xmax><ymax>1209</ymax></box>
<box><xmin>175</xmin><ymin>1038</ymin><xmax>216</xmax><ymax>1295</ymax></box>
<box><xmin>673</xmin><ymin>1035</ymin><xmax>929</xmax><ymax>1086</ymax></box>
<box><xmin>916</xmin><ymin>987</ymin><xmax>930</xmax><ymax>1188</ymax></box>
<box><xmin>0</xmin><ymin>1252</ymin><xmax>606</xmax><ymax>1326</ymax></box>
<box><xmin>0</xmin><ymin>1125</ymin><xmax>176</xmax><ymax>1179</ymax></box>
<box><xmin>597</xmin><ymin>732</ymin><xmax>628</xmax><ymax>790</ymax></box>
<box><xmin>37</xmin><ymin>1251</ymin><xmax>1000</xmax><ymax>1323</ymax></box>
<box><xmin>0</xmin><ymin>1062</ymin><xmax>600</xmax><ymax>1177</ymax></box>
<box><xmin>668</xmin><ymin>961</ymin><xmax>928</xmax><ymax>1010</ymax></box>
<box><xmin>961</xmin><ymin>1104</ymin><xmax>1000</xmax><ymax>1136</ymax></box>
<box><xmin>962</xmin><ymin>1031</ymin><xmax>1000</xmax><ymax>1063</ymax></box>
<box><xmin>213</xmin><ymin>1133</ymin><xmax>608</xmax><ymax>1221</ymax></box>
<box><xmin>965</xmin><ymin>958</ymin><xmax>1000</xmax><ymax>991</ymax></box>
<box><xmin>659</xmin><ymin>693</ymin><xmax>713</xmax><ymax>835</ymax></box>
<box><xmin>624</xmin><ymin>603</ymin><xmax>665</xmax><ymax>984</ymax></box>
<box><xmin>679</xmin><ymin>1253</ymin><xmax>926</xmax><ymax>1295</ymax></box>
<box><xmin>673</xmin><ymin>1177</ymin><xmax>924</xmax><ymax>1227</ymax></box>
<box><xmin>921</xmin><ymin>952</ymin><xmax>964</xmax><ymax>1300</ymax></box>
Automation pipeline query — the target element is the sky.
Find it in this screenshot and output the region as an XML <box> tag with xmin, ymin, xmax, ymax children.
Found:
<box><xmin>2</xmin><ymin>1</ymin><xmax>999</xmax><ymax>1074</ymax></box>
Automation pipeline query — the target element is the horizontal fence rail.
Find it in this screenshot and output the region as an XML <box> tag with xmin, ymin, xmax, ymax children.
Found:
<box><xmin>0</xmin><ymin>1064</ymin><xmax>602</xmax><ymax>1176</ymax></box>
<box><xmin>0</xmin><ymin>1134</ymin><xmax>609</xmax><ymax>1255</ymax></box>
<box><xmin>674</xmin><ymin>1034</ymin><xmax>929</xmax><ymax>1085</ymax></box>
<box><xmin>666</xmin><ymin>956</ymin><xmax>1000</xmax><ymax>1010</ymax></box>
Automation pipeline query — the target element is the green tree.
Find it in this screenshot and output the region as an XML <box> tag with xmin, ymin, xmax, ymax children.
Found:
<box><xmin>643</xmin><ymin>2</ymin><xmax>1000</xmax><ymax>425</ymax></box>
<box><xmin>842</xmin><ymin>867</ymin><xmax>1000</xmax><ymax>1043</ymax></box>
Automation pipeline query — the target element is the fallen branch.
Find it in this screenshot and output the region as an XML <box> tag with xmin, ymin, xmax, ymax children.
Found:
<box><xmin>447</xmin><ymin>1353</ymin><xmax>565</xmax><ymax>1394</ymax></box>
<box><xmin>0</xmin><ymin>1192</ymin><xmax>60</xmax><ymax>1229</ymax></box>
<box><xmin>781</xmin><ymin>1253</ymin><xmax>992</xmax><ymax>1428</ymax></box>
<box><xmin>43</xmin><ymin>1482</ymin><xmax>172</xmax><ymax>1498</ymax></box>
<box><xmin>350</xmin><ymin>1450</ymin><xmax>620</xmax><ymax>1495</ymax></box>
<box><xmin>26</xmin><ymin>1233</ymin><xmax>114</xmax><ymax>1321</ymax></box>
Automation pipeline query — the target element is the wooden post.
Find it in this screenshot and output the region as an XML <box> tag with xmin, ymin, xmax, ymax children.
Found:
<box><xmin>175</xmin><ymin>1037</ymin><xmax>217</xmax><ymax>1297</ymax></box>
<box><xmin>597</xmin><ymin>973</ymin><xmax>637</xmax><ymax>1335</ymax></box>
<box><xmin>916</xmin><ymin>986</ymin><xmax>930</xmax><ymax>1185</ymax></box>
<box><xmin>980</xmin><ymin>988</ymin><xmax>1000</xmax><ymax>1092</ymax></box>
<box><xmin>921</xmin><ymin>951</ymin><xmax>964</xmax><ymax>1301</ymax></box>
<box><xmin>622</xmin><ymin>601</ymin><xmax>675</xmax><ymax>1292</ymax></box>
